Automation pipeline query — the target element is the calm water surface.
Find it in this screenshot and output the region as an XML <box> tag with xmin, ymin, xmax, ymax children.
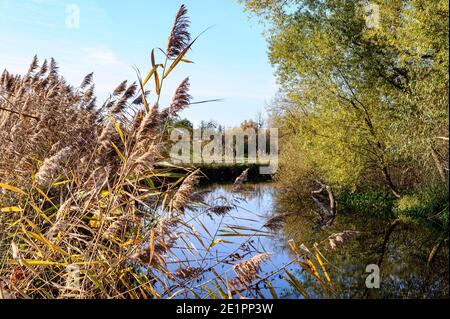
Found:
<box><xmin>170</xmin><ymin>183</ymin><xmax>449</xmax><ymax>298</ymax></box>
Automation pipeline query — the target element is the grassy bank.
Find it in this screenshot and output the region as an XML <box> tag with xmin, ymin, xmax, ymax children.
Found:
<box><xmin>338</xmin><ymin>184</ymin><xmax>449</xmax><ymax>232</ymax></box>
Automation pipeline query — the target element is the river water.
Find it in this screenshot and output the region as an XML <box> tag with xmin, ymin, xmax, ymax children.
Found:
<box><xmin>169</xmin><ymin>183</ymin><xmax>448</xmax><ymax>298</ymax></box>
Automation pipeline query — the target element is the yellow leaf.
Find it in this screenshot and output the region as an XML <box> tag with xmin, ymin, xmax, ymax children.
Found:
<box><xmin>89</xmin><ymin>219</ymin><xmax>100</xmax><ymax>229</ymax></box>
<box><xmin>0</xmin><ymin>182</ymin><xmax>26</xmax><ymax>195</ymax></box>
<box><xmin>8</xmin><ymin>259</ymin><xmax>64</xmax><ymax>266</ymax></box>
<box><xmin>151</xmin><ymin>49</ymin><xmax>161</xmax><ymax>95</ymax></box>
<box><xmin>142</xmin><ymin>64</ymin><xmax>163</xmax><ymax>87</ymax></box>
<box><xmin>110</xmin><ymin>142</ymin><xmax>125</xmax><ymax>162</ymax></box>
<box><xmin>149</xmin><ymin>228</ymin><xmax>155</xmax><ymax>265</ymax></box>
<box><xmin>1</xmin><ymin>206</ymin><xmax>23</xmax><ymax>213</ymax></box>
<box><xmin>114</xmin><ymin>121</ymin><xmax>126</xmax><ymax>145</ymax></box>
<box><xmin>34</xmin><ymin>186</ymin><xmax>57</xmax><ymax>207</ymax></box>
<box><xmin>314</xmin><ymin>251</ymin><xmax>332</xmax><ymax>284</ymax></box>
<box><xmin>26</xmin><ymin>231</ymin><xmax>68</xmax><ymax>255</ymax></box>
<box><xmin>208</xmin><ymin>238</ymin><xmax>232</xmax><ymax>251</ymax></box>
<box><xmin>51</xmin><ymin>180</ymin><xmax>69</xmax><ymax>186</ymax></box>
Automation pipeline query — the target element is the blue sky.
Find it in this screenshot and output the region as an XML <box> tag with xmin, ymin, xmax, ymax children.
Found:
<box><xmin>0</xmin><ymin>0</ymin><xmax>278</xmax><ymax>127</ymax></box>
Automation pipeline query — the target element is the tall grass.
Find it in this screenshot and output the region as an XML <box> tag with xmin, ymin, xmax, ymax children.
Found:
<box><xmin>0</xmin><ymin>5</ymin><xmax>335</xmax><ymax>299</ymax></box>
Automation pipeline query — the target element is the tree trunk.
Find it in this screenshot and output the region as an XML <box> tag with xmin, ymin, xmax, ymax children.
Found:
<box><xmin>311</xmin><ymin>181</ymin><xmax>337</xmax><ymax>228</ymax></box>
<box><xmin>431</xmin><ymin>146</ymin><xmax>447</xmax><ymax>183</ymax></box>
<box><xmin>381</xmin><ymin>166</ymin><xmax>401</xmax><ymax>198</ymax></box>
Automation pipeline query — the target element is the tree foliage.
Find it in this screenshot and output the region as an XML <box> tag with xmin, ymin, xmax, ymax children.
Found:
<box><xmin>242</xmin><ymin>0</ymin><xmax>449</xmax><ymax>195</ymax></box>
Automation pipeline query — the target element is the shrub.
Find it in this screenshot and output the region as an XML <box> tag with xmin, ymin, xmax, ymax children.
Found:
<box><xmin>394</xmin><ymin>184</ymin><xmax>449</xmax><ymax>230</ymax></box>
<box><xmin>337</xmin><ymin>190</ymin><xmax>395</xmax><ymax>218</ymax></box>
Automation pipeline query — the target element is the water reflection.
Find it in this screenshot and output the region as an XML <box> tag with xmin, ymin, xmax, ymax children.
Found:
<box><xmin>182</xmin><ymin>183</ymin><xmax>448</xmax><ymax>298</ymax></box>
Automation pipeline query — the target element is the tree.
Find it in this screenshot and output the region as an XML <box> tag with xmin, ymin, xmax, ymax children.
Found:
<box><xmin>241</xmin><ymin>0</ymin><xmax>449</xmax><ymax>195</ymax></box>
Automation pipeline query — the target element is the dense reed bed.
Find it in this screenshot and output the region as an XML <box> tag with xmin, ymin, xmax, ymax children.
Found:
<box><xmin>0</xmin><ymin>5</ymin><xmax>336</xmax><ymax>299</ymax></box>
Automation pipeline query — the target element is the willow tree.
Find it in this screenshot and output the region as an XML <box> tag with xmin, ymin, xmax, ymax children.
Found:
<box><xmin>242</xmin><ymin>0</ymin><xmax>449</xmax><ymax>195</ymax></box>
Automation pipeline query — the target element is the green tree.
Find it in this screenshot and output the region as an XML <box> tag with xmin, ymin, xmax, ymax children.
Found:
<box><xmin>241</xmin><ymin>0</ymin><xmax>449</xmax><ymax>196</ymax></box>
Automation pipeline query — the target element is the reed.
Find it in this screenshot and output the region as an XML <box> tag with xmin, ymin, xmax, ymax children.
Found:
<box><xmin>0</xmin><ymin>5</ymin><xmax>334</xmax><ymax>299</ymax></box>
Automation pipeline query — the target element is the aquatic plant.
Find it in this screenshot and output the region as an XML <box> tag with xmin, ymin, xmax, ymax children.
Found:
<box><xmin>0</xmin><ymin>5</ymin><xmax>335</xmax><ymax>300</ymax></box>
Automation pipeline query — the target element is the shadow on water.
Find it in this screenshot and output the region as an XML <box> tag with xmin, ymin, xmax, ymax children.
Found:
<box><xmin>182</xmin><ymin>183</ymin><xmax>448</xmax><ymax>299</ymax></box>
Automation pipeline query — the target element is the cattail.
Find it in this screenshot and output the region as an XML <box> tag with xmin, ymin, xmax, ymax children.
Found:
<box><xmin>80</xmin><ymin>72</ymin><xmax>94</xmax><ymax>89</ymax></box>
<box><xmin>2</xmin><ymin>72</ymin><xmax>13</xmax><ymax>91</ymax></box>
<box><xmin>84</xmin><ymin>166</ymin><xmax>110</xmax><ymax>193</ymax></box>
<box><xmin>46</xmin><ymin>199</ymin><xmax>72</xmax><ymax>238</ymax></box>
<box><xmin>103</xmin><ymin>100</ymin><xmax>115</xmax><ymax>109</ymax></box>
<box><xmin>166</xmin><ymin>4</ymin><xmax>191</xmax><ymax>58</ymax></box>
<box><xmin>129</xmin><ymin>109</ymin><xmax>144</xmax><ymax>137</ymax></box>
<box><xmin>112</xmin><ymin>80</ymin><xmax>127</xmax><ymax>96</ymax></box>
<box><xmin>172</xmin><ymin>169</ymin><xmax>201</xmax><ymax>213</ymax></box>
<box><xmin>234</xmin><ymin>168</ymin><xmax>249</xmax><ymax>185</ymax></box>
<box><xmin>35</xmin><ymin>146</ymin><xmax>72</xmax><ymax>186</ymax></box>
<box><xmin>27</xmin><ymin>55</ymin><xmax>39</xmax><ymax>74</ymax></box>
<box><xmin>110</xmin><ymin>82</ymin><xmax>137</xmax><ymax>114</ymax></box>
<box><xmin>46</xmin><ymin>85</ymin><xmax>58</xmax><ymax>99</ymax></box>
<box><xmin>166</xmin><ymin>77</ymin><xmax>191</xmax><ymax>117</ymax></box>
<box><xmin>232</xmin><ymin>253</ymin><xmax>270</xmax><ymax>286</ymax></box>
<box><xmin>1</xmin><ymin>69</ymin><xmax>7</xmax><ymax>84</ymax></box>
<box><xmin>86</xmin><ymin>97</ymin><xmax>97</xmax><ymax>110</ymax></box>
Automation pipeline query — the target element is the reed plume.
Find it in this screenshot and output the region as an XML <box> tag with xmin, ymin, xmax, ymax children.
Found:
<box><xmin>0</xmin><ymin>6</ymin><xmax>289</xmax><ymax>300</ymax></box>
<box><xmin>35</xmin><ymin>146</ymin><xmax>72</xmax><ymax>186</ymax></box>
<box><xmin>232</xmin><ymin>253</ymin><xmax>270</xmax><ymax>286</ymax></box>
<box><xmin>27</xmin><ymin>55</ymin><xmax>39</xmax><ymax>74</ymax></box>
<box><xmin>38</xmin><ymin>59</ymin><xmax>48</xmax><ymax>75</ymax></box>
<box><xmin>327</xmin><ymin>231</ymin><xmax>360</xmax><ymax>250</ymax></box>
<box><xmin>112</xmin><ymin>80</ymin><xmax>128</xmax><ymax>96</ymax></box>
<box><xmin>103</xmin><ymin>214</ymin><xmax>133</xmax><ymax>240</ymax></box>
<box><xmin>80</xmin><ymin>72</ymin><xmax>94</xmax><ymax>89</ymax></box>
<box><xmin>136</xmin><ymin>103</ymin><xmax>161</xmax><ymax>143</ymax></box>
<box><xmin>165</xmin><ymin>77</ymin><xmax>191</xmax><ymax>117</ymax></box>
<box><xmin>166</xmin><ymin>4</ymin><xmax>191</xmax><ymax>58</ymax></box>
<box><xmin>172</xmin><ymin>169</ymin><xmax>201</xmax><ymax>213</ymax></box>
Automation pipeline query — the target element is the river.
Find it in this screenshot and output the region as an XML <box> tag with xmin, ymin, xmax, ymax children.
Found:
<box><xmin>163</xmin><ymin>183</ymin><xmax>448</xmax><ymax>298</ymax></box>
